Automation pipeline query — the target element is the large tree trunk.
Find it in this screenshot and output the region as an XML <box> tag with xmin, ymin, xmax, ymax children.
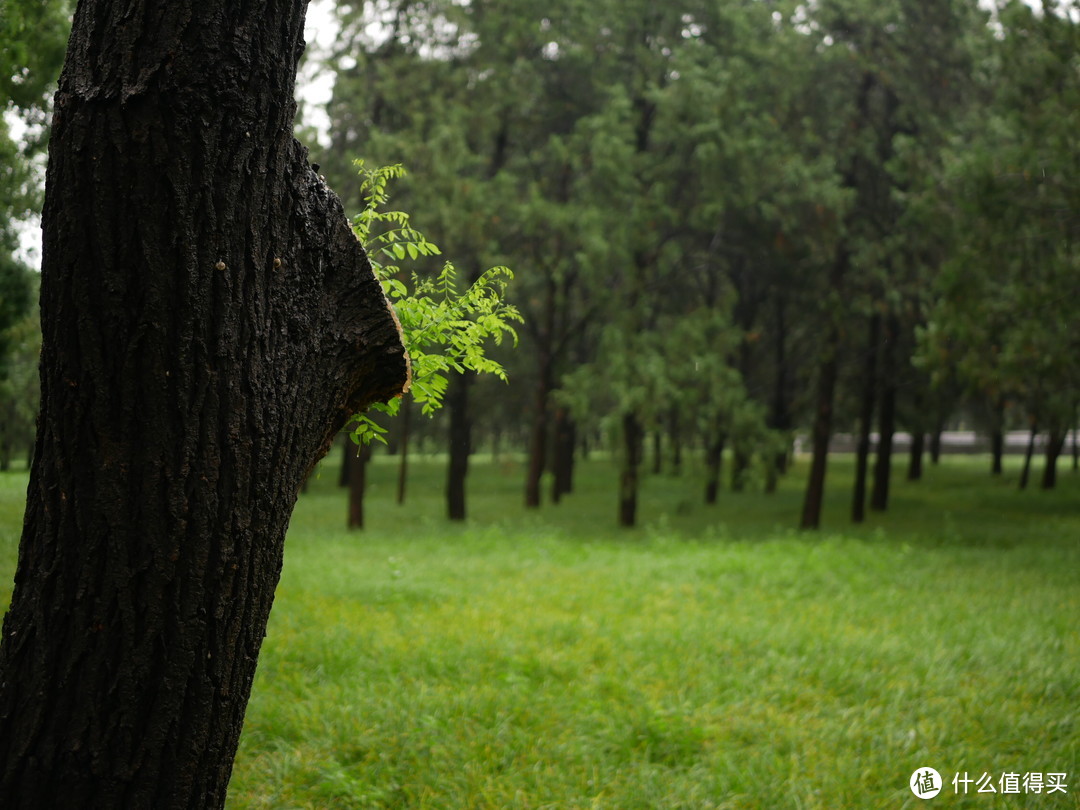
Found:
<box><xmin>870</xmin><ymin>315</ymin><xmax>898</xmax><ymax>512</ymax></box>
<box><xmin>852</xmin><ymin>313</ymin><xmax>880</xmax><ymax>523</ymax></box>
<box><xmin>0</xmin><ymin>3</ymin><xmax>409</xmax><ymax>807</ymax></box>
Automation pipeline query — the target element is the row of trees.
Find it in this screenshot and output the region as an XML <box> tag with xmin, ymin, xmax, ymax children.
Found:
<box><xmin>2</xmin><ymin>1</ymin><xmax>1077</xmax><ymax>531</ymax></box>
<box><xmin>309</xmin><ymin>0</ymin><xmax>1078</xmax><ymax>528</ymax></box>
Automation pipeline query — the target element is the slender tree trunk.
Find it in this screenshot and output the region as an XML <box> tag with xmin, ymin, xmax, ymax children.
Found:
<box><xmin>1040</xmin><ymin>429</ymin><xmax>1065</xmax><ymax>490</ymax></box>
<box><xmin>524</xmin><ymin>278</ymin><xmax>556</xmax><ymax>508</ymax></box>
<box><xmin>704</xmin><ymin>431</ymin><xmax>725</xmax><ymax>506</ymax></box>
<box><xmin>870</xmin><ymin>315</ymin><xmax>898</xmax><ymax>512</ymax></box>
<box><xmin>990</xmin><ymin>396</ymin><xmax>1005</xmax><ymax>475</ymax></box>
<box><xmin>801</xmin><ymin>241</ymin><xmax>849</xmax><ymax>530</ymax></box>
<box><xmin>447</xmin><ymin>370</ymin><xmax>472</xmax><ymax>521</ymax></box>
<box><xmin>618</xmin><ymin>412</ymin><xmax>642</xmax><ymax>527</ymax></box>
<box><xmin>346</xmin><ymin>442</ymin><xmax>372</xmax><ymax>529</ymax></box>
<box><xmin>852</xmin><ymin>313</ymin><xmax>880</xmax><ymax>523</ymax></box>
<box><xmin>551</xmin><ymin>406</ymin><xmax>574</xmax><ymax>503</ymax></box>
<box><xmin>907</xmin><ymin>432</ymin><xmax>925</xmax><ymax>481</ymax></box>
<box><xmin>669</xmin><ymin>408</ymin><xmax>683</xmax><ymax>476</ymax></box>
<box><xmin>652</xmin><ymin>429</ymin><xmax>663</xmax><ymax>475</ymax></box>
<box><xmin>800</xmin><ymin>325</ymin><xmax>841</xmax><ymax>529</ymax></box>
<box><xmin>1019</xmin><ymin>422</ymin><xmax>1038</xmax><ymax>490</ymax></box>
<box><xmin>0</xmin><ymin>1</ymin><xmax>409</xmax><ymax>805</ymax></box>
<box><xmin>396</xmin><ymin>393</ymin><xmax>411</xmax><ymax>505</ymax></box>
<box><xmin>800</xmin><ymin>345</ymin><xmax>838</xmax><ymax>531</ymax></box>
<box><xmin>990</xmin><ymin>429</ymin><xmax>1005</xmax><ymax>475</ymax></box>
<box><xmin>770</xmin><ymin>293</ymin><xmax>791</xmax><ymax>476</ymax></box>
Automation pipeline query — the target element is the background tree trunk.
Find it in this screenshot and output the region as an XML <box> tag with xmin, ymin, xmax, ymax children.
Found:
<box><xmin>1040</xmin><ymin>429</ymin><xmax>1065</xmax><ymax>490</ymax></box>
<box><xmin>704</xmin><ymin>431</ymin><xmax>725</xmax><ymax>506</ymax></box>
<box><xmin>907</xmin><ymin>431</ymin><xmax>925</xmax><ymax>481</ymax></box>
<box><xmin>0</xmin><ymin>2</ymin><xmax>409</xmax><ymax>806</ymax></box>
<box><xmin>852</xmin><ymin>313</ymin><xmax>880</xmax><ymax>523</ymax></box>
<box><xmin>870</xmin><ymin>315</ymin><xmax>899</xmax><ymax>512</ymax></box>
<box><xmin>618</xmin><ymin>412</ymin><xmax>642</xmax><ymax>527</ymax></box>
<box><xmin>347</xmin><ymin>442</ymin><xmax>372</xmax><ymax>529</ymax></box>
<box><xmin>446</xmin><ymin>370</ymin><xmax>472</xmax><ymax>521</ymax></box>
<box><xmin>524</xmin><ymin>278</ymin><xmax>555</xmax><ymax>508</ymax></box>
<box><xmin>1019</xmin><ymin>422</ymin><xmax>1038</xmax><ymax>490</ymax></box>
<box><xmin>396</xmin><ymin>393</ymin><xmax>411</xmax><ymax>505</ymax></box>
<box><xmin>550</xmin><ymin>406</ymin><xmax>574</xmax><ymax>503</ymax></box>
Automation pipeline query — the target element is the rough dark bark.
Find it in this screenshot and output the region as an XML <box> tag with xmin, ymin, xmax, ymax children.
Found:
<box><xmin>618</xmin><ymin>411</ymin><xmax>642</xmax><ymax>527</ymax></box>
<box><xmin>852</xmin><ymin>313</ymin><xmax>880</xmax><ymax>523</ymax></box>
<box><xmin>870</xmin><ymin>315</ymin><xmax>898</xmax><ymax>512</ymax></box>
<box><xmin>0</xmin><ymin>2</ymin><xmax>409</xmax><ymax>807</ymax></box>
<box><xmin>446</xmin><ymin>370</ymin><xmax>472</xmax><ymax>521</ymax></box>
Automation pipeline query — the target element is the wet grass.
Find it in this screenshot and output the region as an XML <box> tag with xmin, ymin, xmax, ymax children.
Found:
<box><xmin>0</xmin><ymin>451</ymin><xmax>1077</xmax><ymax>808</ymax></box>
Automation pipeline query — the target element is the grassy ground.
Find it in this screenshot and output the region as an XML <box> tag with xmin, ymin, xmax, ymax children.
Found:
<box><xmin>0</xmin><ymin>451</ymin><xmax>1078</xmax><ymax>808</ymax></box>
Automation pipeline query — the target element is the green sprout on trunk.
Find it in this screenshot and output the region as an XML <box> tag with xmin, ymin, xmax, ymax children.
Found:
<box><xmin>348</xmin><ymin>161</ymin><xmax>522</xmax><ymax>444</ymax></box>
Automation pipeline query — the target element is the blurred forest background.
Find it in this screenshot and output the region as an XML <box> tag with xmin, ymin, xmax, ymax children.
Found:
<box><xmin>1</xmin><ymin>0</ymin><xmax>1078</xmax><ymax>530</ymax></box>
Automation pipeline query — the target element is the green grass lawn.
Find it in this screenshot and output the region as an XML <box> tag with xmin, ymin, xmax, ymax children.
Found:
<box><xmin>1</xmin><ymin>451</ymin><xmax>1077</xmax><ymax>808</ymax></box>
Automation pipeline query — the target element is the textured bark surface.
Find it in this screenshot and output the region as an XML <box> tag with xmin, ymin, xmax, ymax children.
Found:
<box><xmin>0</xmin><ymin>2</ymin><xmax>408</xmax><ymax>807</ymax></box>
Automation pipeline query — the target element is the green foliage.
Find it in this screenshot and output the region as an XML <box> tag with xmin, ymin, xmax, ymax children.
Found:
<box><xmin>347</xmin><ymin>162</ymin><xmax>522</xmax><ymax>445</ymax></box>
<box><xmin>914</xmin><ymin>1</ymin><xmax>1079</xmax><ymax>432</ymax></box>
<box><xmin>1</xmin><ymin>0</ymin><xmax>72</xmax><ymax>250</ymax></box>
